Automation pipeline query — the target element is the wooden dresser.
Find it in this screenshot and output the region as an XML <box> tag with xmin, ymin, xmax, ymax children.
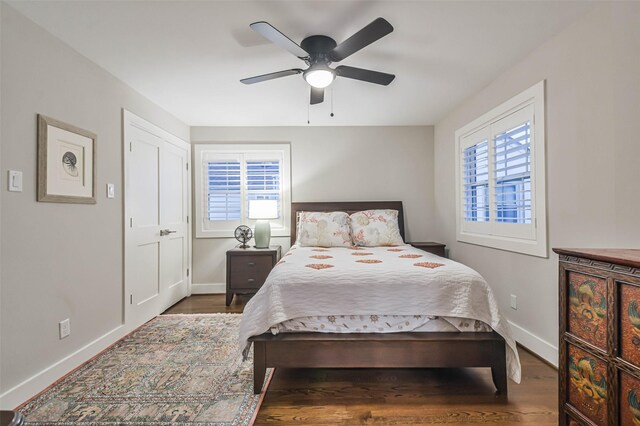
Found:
<box><xmin>555</xmin><ymin>248</ymin><xmax>640</xmax><ymax>425</ymax></box>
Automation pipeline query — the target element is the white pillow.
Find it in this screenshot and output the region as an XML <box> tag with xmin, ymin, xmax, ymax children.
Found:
<box><xmin>297</xmin><ymin>211</ymin><xmax>352</xmax><ymax>247</ymax></box>
<box><xmin>350</xmin><ymin>209</ymin><xmax>404</xmax><ymax>247</ymax></box>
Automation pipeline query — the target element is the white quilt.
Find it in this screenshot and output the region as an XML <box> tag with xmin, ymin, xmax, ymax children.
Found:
<box><xmin>239</xmin><ymin>244</ymin><xmax>521</xmax><ymax>383</ymax></box>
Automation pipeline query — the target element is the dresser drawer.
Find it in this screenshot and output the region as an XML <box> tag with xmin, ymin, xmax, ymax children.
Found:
<box><xmin>619</xmin><ymin>282</ymin><xmax>640</xmax><ymax>368</ymax></box>
<box><xmin>619</xmin><ymin>370</ymin><xmax>640</xmax><ymax>425</ymax></box>
<box><xmin>229</xmin><ymin>255</ymin><xmax>273</xmax><ymax>289</ymax></box>
<box><xmin>566</xmin><ymin>343</ymin><xmax>609</xmax><ymax>426</ymax></box>
<box><xmin>566</xmin><ymin>269</ymin><xmax>608</xmax><ymax>352</ymax></box>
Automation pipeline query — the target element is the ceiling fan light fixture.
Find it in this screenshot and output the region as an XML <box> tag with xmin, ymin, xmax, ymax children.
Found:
<box><xmin>243</xmin><ymin>19</ymin><xmax>395</xmax><ymax>104</ymax></box>
<box><xmin>304</xmin><ymin>66</ymin><xmax>335</xmax><ymax>88</ymax></box>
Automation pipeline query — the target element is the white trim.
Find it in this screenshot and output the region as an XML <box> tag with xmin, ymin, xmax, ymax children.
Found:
<box><xmin>455</xmin><ymin>80</ymin><xmax>547</xmax><ymax>257</ymax></box>
<box><xmin>508</xmin><ymin>320</ymin><xmax>558</xmax><ymax>367</ymax></box>
<box><xmin>190</xmin><ymin>283</ymin><xmax>226</xmax><ymax>294</ymax></box>
<box><xmin>0</xmin><ymin>325</ymin><xmax>127</xmax><ymax>409</ymax></box>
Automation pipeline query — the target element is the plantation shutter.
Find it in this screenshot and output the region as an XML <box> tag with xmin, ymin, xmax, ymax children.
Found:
<box><xmin>206</xmin><ymin>161</ymin><xmax>241</xmax><ymax>221</ymax></box>
<box><xmin>493</xmin><ymin>121</ymin><xmax>532</xmax><ymax>224</ymax></box>
<box><xmin>245</xmin><ymin>160</ymin><xmax>281</xmax><ymax>218</ymax></box>
<box><xmin>459</xmin><ymin>127</ymin><xmax>491</xmax><ymax>235</ymax></box>
<box><xmin>488</xmin><ymin>105</ymin><xmax>536</xmax><ymax>240</ymax></box>
<box><xmin>463</xmin><ymin>140</ymin><xmax>489</xmax><ymax>223</ymax></box>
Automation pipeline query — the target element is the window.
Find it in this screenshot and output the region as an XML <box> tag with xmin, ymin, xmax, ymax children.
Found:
<box><xmin>455</xmin><ymin>81</ymin><xmax>546</xmax><ymax>257</ymax></box>
<box><xmin>195</xmin><ymin>144</ymin><xmax>291</xmax><ymax>238</ymax></box>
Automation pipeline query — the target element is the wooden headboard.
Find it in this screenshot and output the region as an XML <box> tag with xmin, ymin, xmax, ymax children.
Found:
<box><xmin>290</xmin><ymin>201</ymin><xmax>404</xmax><ymax>245</ymax></box>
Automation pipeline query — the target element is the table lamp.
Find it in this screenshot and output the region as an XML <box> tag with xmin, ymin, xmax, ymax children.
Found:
<box><xmin>248</xmin><ymin>199</ymin><xmax>278</xmax><ymax>248</ymax></box>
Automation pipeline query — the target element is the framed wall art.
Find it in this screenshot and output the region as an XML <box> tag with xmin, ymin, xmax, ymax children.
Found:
<box><xmin>37</xmin><ymin>114</ymin><xmax>97</xmax><ymax>204</ymax></box>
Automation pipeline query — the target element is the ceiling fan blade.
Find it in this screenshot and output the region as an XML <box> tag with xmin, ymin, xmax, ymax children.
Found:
<box><xmin>250</xmin><ymin>21</ymin><xmax>309</xmax><ymax>58</ymax></box>
<box><xmin>240</xmin><ymin>68</ymin><xmax>303</xmax><ymax>84</ymax></box>
<box><xmin>335</xmin><ymin>65</ymin><xmax>395</xmax><ymax>86</ymax></box>
<box><xmin>310</xmin><ymin>87</ymin><xmax>324</xmax><ymax>105</ymax></box>
<box><xmin>329</xmin><ymin>18</ymin><xmax>393</xmax><ymax>62</ymax></box>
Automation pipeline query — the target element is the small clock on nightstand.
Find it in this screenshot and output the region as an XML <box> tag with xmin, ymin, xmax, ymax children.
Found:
<box><xmin>226</xmin><ymin>245</ymin><xmax>281</xmax><ymax>306</ymax></box>
<box><xmin>408</xmin><ymin>242</ymin><xmax>446</xmax><ymax>257</ymax></box>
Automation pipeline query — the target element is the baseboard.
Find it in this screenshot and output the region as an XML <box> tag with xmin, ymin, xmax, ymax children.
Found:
<box><xmin>508</xmin><ymin>320</ymin><xmax>558</xmax><ymax>367</ymax></box>
<box><xmin>191</xmin><ymin>282</ymin><xmax>225</xmax><ymax>294</ymax></box>
<box><xmin>0</xmin><ymin>324</ymin><xmax>127</xmax><ymax>409</ymax></box>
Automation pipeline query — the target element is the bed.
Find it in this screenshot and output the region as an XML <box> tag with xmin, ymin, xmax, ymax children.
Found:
<box><xmin>240</xmin><ymin>201</ymin><xmax>520</xmax><ymax>396</ymax></box>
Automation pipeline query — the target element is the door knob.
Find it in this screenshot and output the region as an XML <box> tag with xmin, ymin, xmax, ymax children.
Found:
<box><xmin>160</xmin><ymin>229</ymin><xmax>177</xmax><ymax>236</ymax></box>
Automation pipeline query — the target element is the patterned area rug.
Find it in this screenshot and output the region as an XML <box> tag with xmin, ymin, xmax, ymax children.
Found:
<box><xmin>19</xmin><ymin>314</ymin><xmax>271</xmax><ymax>425</ymax></box>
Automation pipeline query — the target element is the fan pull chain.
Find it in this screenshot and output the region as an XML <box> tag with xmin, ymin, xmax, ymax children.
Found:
<box><xmin>330</xmin><ymin>87</ymin><xmax>334</xmax><ymax>118</ymax></box>
<box><xmin>307</xmin><ymin>102</ymin><xmax>310</xmax><ymax>124</ymax></box>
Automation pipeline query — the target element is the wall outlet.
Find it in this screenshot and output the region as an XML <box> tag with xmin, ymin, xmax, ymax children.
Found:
<box><xmin>59</xmin><ymin>318</ymin><xmax>71</xmax><ymax>339</ymax></box>
<box><xmin>510</xmin><ymin>294</ymin><xmax>517</xmax><ymax>310</ymax></box>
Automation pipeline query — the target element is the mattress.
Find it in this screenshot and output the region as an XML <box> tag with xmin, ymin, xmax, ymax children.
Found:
<box><xmin>272</xmin><ymin>314</ymin><xmax>492</xmax><ymax>334</ymax></box>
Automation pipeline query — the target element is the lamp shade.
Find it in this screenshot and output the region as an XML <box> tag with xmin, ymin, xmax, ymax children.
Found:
<box><xmin>248</xmin><ymin>199</ymin><xmax>278</xmax><ymax>220</ymax></box>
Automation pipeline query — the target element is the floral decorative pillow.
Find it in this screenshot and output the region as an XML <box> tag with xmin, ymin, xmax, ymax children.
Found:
<box><xmin>297</xmin><ymin>211</ymin><xmax>352</xmax><ymax>247</ymax></box>
<box><xmin>350</xmin><ymin>209</ymin><xmax>404</xmax><ymax>247</ymax></box>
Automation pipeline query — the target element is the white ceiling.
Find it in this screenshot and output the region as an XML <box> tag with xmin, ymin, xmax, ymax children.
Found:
<box><xmin>9</xmin><ymin>1</ymin><xmax>593</xmax><ymax>126</ymax></box>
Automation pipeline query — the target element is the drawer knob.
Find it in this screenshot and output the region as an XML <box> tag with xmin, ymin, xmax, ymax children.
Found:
<box><xmin>247</xmin><ymin>278</ymin><xmax>255</xmax><ymax>283</ymax></box>
<box><xmin>247</xmin><ymin>262</ymin><xmax>256</xmax><ymax>266</ymax></box>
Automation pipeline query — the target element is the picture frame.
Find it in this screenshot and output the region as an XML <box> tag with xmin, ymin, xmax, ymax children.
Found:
<box><xmin>37</xmin><ymin>114</ymin><xmax>97</xmax><ymax>204</ymax></box>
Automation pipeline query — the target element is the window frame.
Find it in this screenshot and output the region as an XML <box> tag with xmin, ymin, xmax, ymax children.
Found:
<box><xmin>454</xmin><ymin>81</ymin><xmax>547</xmax><ymax>257</ymax></box>
<box><xmin>194</xmin><ymin>143</ymin><xmax>291</xmax><ymax>239</ymax></box>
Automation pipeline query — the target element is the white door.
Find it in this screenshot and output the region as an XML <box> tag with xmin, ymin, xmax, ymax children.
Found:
<box><xmin>159</xmin><ymin>141</ymin><xmax>190</xmax><ymax>310</ymax></box>
<box><xmin>124</xmin><ymin>111</ymin><xmax>190</xmax><ymax>326</ymax></box>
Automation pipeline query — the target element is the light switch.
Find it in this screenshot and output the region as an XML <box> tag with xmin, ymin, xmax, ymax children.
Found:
<box><xmin>8</xmin><ymin>170</ymin><xmax>23</xmax><ymax>192</ymax></box>
<box><xmin>106</xmin><ymin>183</ymin><xmax>115</xmax><ymax>198</ymax></box>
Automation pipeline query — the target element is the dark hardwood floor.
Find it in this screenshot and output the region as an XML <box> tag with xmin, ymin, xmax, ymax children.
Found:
<box><xmin>164</xmin><ymin>292</ymin><xmax>250</xmax><ymax>314</ymax></box>
<box><xmin>163</xmin><ymin>295</ymin><xmax>558</xmax><ymax>425</ymax></box>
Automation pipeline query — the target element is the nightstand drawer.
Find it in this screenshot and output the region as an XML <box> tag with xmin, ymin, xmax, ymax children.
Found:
<box><xmin>229</xmin><ymin>255</ymin><xmax>272</xmax><ymax>289</ymax></box>
<box><xmin>230</xmin><ymin>255</ymin><xmax>272</xmax><ymax>270</ymax></box>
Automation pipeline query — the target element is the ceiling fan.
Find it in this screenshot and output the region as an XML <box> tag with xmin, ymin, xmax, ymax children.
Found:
<box><xmin>240</xmin><ymin>18</ymin><xmax>396</xmax><ymax>105</ymax></box>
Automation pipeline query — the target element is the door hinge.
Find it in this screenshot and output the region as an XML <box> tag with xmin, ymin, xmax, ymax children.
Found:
<box><xmin>130</xmin><ymin>294</ymin><xmax>133</xmax><ymax>304</ymax></box>
<box><xmin>129</xmin><ymin>142</ymin><xmax>132</xmax><ymax>152</ymax></box>
<box><xmin>187</xmin><ymin>268</ymin><xmax>189</xmax><ymax>277</ymax></box>
<box><xmin>130</xmin><ymin>217</ymin><xmax>133</xmax><ymax>228</ymax></box>
<box><xmin>186</xmin><ymin>163</ymin><xmax>189</xmax><ymax>171</ymax></box>
<box><xmin>187</xmin><ymin>216</ymin><xmax>189</xmax><ymax>224</ymax></box>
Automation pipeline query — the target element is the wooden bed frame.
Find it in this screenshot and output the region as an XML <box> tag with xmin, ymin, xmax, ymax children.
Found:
<box><xmin>248</xmin><ymin>201</ymin><xmax>508</xmax><ymax>397</ymax></box>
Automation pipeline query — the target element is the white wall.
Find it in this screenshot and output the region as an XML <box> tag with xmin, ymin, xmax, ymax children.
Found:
<box><xmin>4</xmin><ymin>0</ymin><xmax>635</xmax><ymax>406</ymax></box>
<box><xmin>0</xmin><ymin>3</ymin><xmax>189</xmax><ymax>407</ymax></box>
<box><xmin>433</xmin><ymin>3</ymin><xmax>640</xmax><ymax>365</ymax></box>
<box><xmin>190</xmin><ymin>126</ymin><xmax>435</xmax><ymax>289</ymax></box>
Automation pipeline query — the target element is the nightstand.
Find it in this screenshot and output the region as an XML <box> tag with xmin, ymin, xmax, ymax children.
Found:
<box><xmin>408</xmin><ymin>242</ymin><xmax>446</xmax><ymax>257</ymax></box>
<box><xmin>226</xmin><ymin>245</ymin><xmax>281</xmax><ymax>306</ymax></box>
